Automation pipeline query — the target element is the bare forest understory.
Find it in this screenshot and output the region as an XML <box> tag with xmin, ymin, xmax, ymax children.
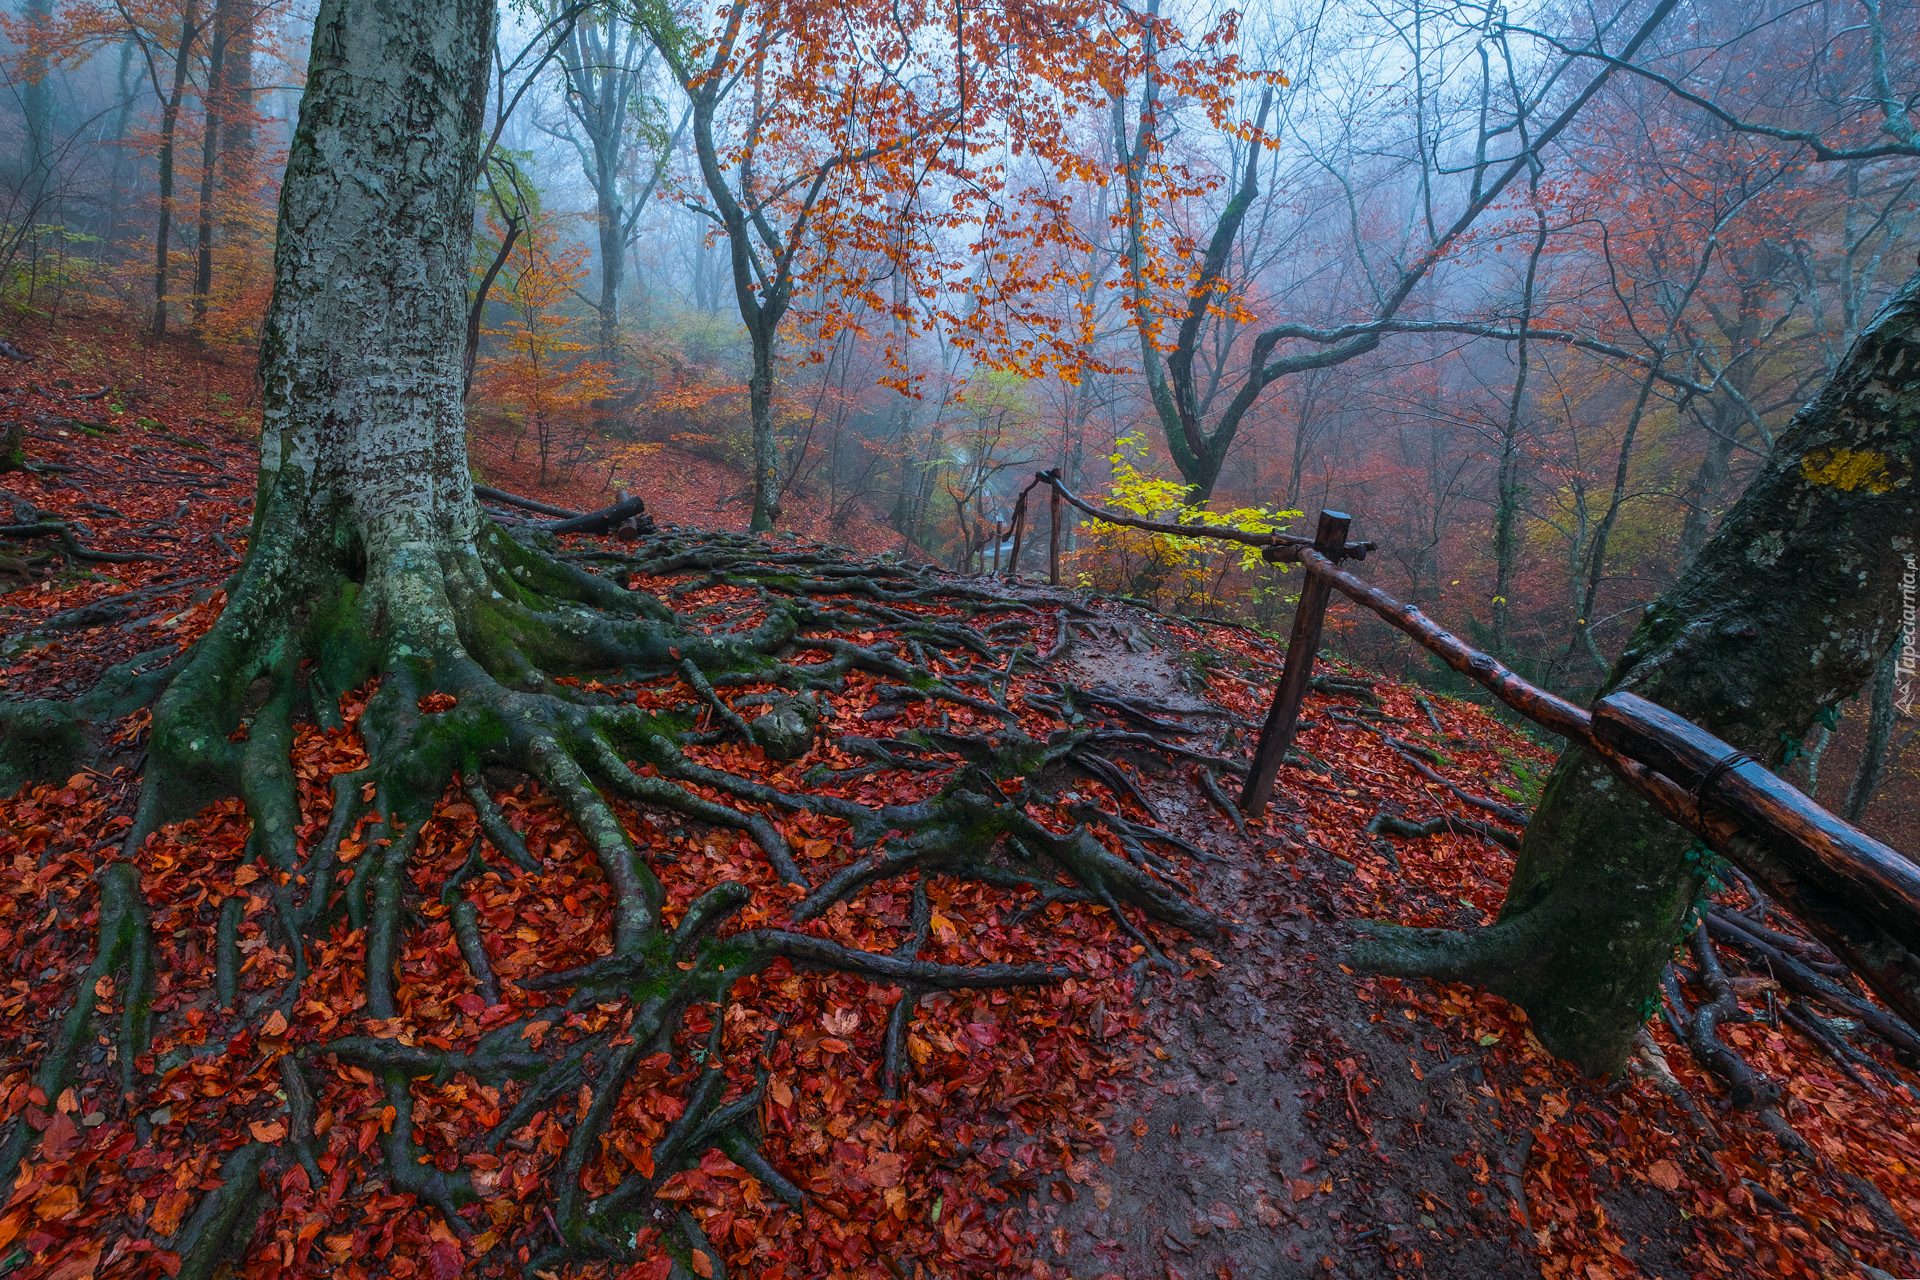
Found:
<box><xmin>0</xmin><ymin>322</ymin><xmax>1916</xmax><ymax>1280</ymax></box>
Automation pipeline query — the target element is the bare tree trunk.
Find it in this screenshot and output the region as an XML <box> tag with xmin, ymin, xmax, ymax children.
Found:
<box><xmin>1493</xmin><ymin>207</ymin><xmax>1547</xmax><ymax>655</ymax></box>
<box><xmin>1675</xmin><ymin>401</ymin><xmax>1740</xmax><ymax>570</ymax></box>
<box><xmin>747</xmin><ymin>326</ymin><xmax>780</xmax><ymax>531</ymax></box>
<box><xmin>191</xmin><ymin>0</ymin><xmax>234</xmax><ymax>334</ymax></box>
<box><xmin>105</xmin><ymin>36</ymin><xmax>139</xmax><ymax>235</ymax></box>
<box><xmin>20</xmin><ymin>0</ymin><xmax>53</xmax><ymax>187</ymax></box>
<box><xmin>150</xmin><ymin>3</ymin><xmax>204</xmax><ymax>337</ymax></box>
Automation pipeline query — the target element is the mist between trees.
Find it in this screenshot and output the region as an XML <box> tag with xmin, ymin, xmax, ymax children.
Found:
<box><xmin>2</xmin><ymin>0</ymin><xmax>1913</xmax><ymax>813</ymax></box>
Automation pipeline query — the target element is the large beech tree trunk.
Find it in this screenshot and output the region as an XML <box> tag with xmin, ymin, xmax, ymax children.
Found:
<box><xmin>1353</xmin><ymin>268</ymin><xmax>1920</xmax><ymax>1077</ymax></box>
<box><xmin>144</xmin><ymin>0</ymin><xmax>495</xmax><ymax>824</ymax></box>
<box><xmin>253</xmin><ymin>0</ymin><xmax>487</xmax><ymax>553</ymax></box>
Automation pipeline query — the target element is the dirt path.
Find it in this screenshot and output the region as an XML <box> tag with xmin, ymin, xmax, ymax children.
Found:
<box><xmin>1024</xmin><ymin>609</ymin><xmax>1691</xmax><ymax>1280</ymax></box>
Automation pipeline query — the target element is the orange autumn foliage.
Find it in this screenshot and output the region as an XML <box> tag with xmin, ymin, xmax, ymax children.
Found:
<box><xmin>472</xmin><ymin>214</ymin><xmax>616</xmax><ymax>483</ymax></box>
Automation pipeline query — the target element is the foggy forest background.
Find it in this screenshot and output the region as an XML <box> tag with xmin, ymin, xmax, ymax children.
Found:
<box><xmin>2</xmin><ymin>0</ymin><xmax>1914</xmax><ymax>821</ymax></box>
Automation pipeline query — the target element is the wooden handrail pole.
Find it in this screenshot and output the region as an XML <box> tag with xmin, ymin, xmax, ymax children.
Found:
<box><xmin>1042</xmin><ymin>468</ymin><xmax>1376</xmax><ymax>557</ymax></box>
<box><xmin>1240</xmin><ymin>510</ymin><xmax>1350</xmax><ymax>817</ymax></box>
<box><xmin>1049</xmin><ymin>479</ymin><xmax>1062</xmax><ymax>586</ymax></box>
<box><xmin>1006</xmin><ymin>494</ymin><xmax>1028</xmax><ymax>579</ymax></box>
<box><xmin>1299</xmin><ymin>546</ymin><xmax>1594</xmax><ymax>744</ymax></box>
<box><xmin>1593</xmin><ymin>691</ymin><xmax>1920</xmax><ymax>953</ymax></box>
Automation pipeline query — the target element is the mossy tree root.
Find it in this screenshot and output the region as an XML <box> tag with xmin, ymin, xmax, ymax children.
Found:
<box><xmin>1346</xmin><ymin>920</ymin><xmax>1529</xmax><ymax>996</ymax></box>
<box><xmin>0</xmin><ymin>860</ymin><xmax>154</xmax><ymax>1203</ymax></box>
<box><xmin>15</xmin><ymin>523</ymin><xmax>1224</xmax><ymax>1273</ymax></box>
<box><xmin>790</xmin><ymin>784</ymin><xmax>1226</xmax><ymax>953</ymax></box>
<box><xmin>169</xmin><ymin>1142</ymin><xmax>276</xmax><ymax>1280</ymax></box>
<box><xmin>882</xmin><ymin>883</ymin><xmax>934</xmax><ymax>1100</ymax></box>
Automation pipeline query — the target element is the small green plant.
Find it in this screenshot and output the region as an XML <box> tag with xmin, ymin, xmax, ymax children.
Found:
<box><xmin>0</xmin><ymin>222</ymin><xmax>105</xmax><ymax>317</ymax></box>
<box><xmin>1494</xmin><ymin>745</ymin><xmax>1546</xmax><ymax>809</ymax></box>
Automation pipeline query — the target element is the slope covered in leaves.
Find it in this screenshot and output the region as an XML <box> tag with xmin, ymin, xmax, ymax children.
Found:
<box><xmin>0</xmin><ymin>319</ymin><xmax>1916</xmax><ymax>1280</ymax></box>
<box><xmin>1037</xmin><ymin>628</ymin><xmax>1920</xmax><ymax>1280</ymax></box>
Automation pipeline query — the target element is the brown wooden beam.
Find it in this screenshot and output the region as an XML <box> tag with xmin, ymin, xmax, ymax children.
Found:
<box><xmin>1038</xmin><ymin>469</ymin><xmax>1375</xmax><ymax>558</ymax></box>
<box><xmin>1239</xmin><ymin>510</ymin><xmax>1350</xmax><ymax>817</ymax></box>
<box><xmin>1297</xmin><ymin>546</ymin><xmax>1594</xmax><ymax>744</ymax></box>
<box><xmin>1593</xmin><ymin>691</ymin><xmax>1920</xmax><ymax>953</ymax></box>
<box><xmin>1293</xmin><ymin>544</ymin><xmax>1920</xmax><ymax>1033</ymax></box>
<box><xmin>1591</xmin><ymin>738</ymin><xmax>1920</xmax><ymax>1038</ymax></box>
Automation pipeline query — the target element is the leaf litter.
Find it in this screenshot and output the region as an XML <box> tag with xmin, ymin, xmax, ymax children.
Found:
<box><xmin>0</xmin><ymin>323</ymin><xmax>1915</xmax><ymax>1280</ymax></box>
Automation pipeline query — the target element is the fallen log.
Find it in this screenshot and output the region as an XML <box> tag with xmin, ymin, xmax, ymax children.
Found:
<box><xmin>471</xmin><ymin>485</ymin><xmax>654</xmax><ymax>537</ymax></box>
<box><xmin>547</xmin><ymin>492</ymin><xmax>653</xmax><ymax>536</ymax></box>
<box><xmin>472</xmin><ymin>485</ymin><xmax>583</xmax><ymax>519</ymax></box>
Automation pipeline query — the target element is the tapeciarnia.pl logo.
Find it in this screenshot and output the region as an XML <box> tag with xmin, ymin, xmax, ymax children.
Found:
<box><xmin>1898</xmin><ymin>552</ymin><xmax>1917</xmax><ymax>719</ymax></box>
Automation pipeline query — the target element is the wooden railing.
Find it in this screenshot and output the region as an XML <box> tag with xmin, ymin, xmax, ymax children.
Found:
<box><xmin>991</xmin><ymin>470</ymin><xmax>1376</xmax><ymax>587</ymax></box>
<box><xmin>1021</xmin><ymin>476</ymin><xmax>1920</xmax><ymax>1031</ymax></box>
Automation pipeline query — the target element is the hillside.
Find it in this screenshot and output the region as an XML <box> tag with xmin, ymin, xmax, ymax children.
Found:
<box><xmin>0</xmin><ymin>316</ymin><xmax>1916</xmax><ymax>1280</ymax></box>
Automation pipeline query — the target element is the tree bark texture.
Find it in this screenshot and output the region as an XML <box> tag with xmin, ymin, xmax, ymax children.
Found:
<box><xmin>253</xmin><ymin>0</ymin><xmax>490</xmax><ymax>557</ymax></box>
<box><xmin>147</xmin><ymin>0</ymin><xmax>494</xmax><ymax>819</ymax></box>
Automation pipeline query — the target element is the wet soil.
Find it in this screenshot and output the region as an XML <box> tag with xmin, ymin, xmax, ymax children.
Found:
<box><xmin>1021</xmin><ymin>608</ymin><xmax>1693</xmax><ymax>1280</ymax></box>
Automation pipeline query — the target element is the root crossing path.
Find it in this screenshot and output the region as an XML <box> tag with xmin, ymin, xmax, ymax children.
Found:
<box><xmin>0</xmin><ymin>526</ymin><xmax>1268</xmax><ymax>1280</ymax></box>
<box><xmin>4</xmin><ymin>525</ymin><xmax>1918</xmax><ymax>1280</ymax></box>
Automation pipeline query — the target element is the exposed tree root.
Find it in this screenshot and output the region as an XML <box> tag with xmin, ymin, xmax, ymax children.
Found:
<box><xmin>0</xmin><ymin>860</ymin><xmax>152</xmax><ymax>1201</ymax></box>
<box><xmin>1685</xmin><ymin>925</ymin><xmax>1780</xmax><ymax>1108</ymax></box>
<box><xmin>1199</xmin><ymin>769</ymin><xmax>1247</xmax><ymax>835</ymax></box>
<box><xmin>4</xmin><ymin>522</ymin><xmax>1226</xmax><ymax>1273</ymax></box>
<box><xmin>171</xmin><ymin>1143</ymin><xmax>276</xmax><ymax>1280</ymax></box>
<box><xmin>1645</xmin><ymin>910</ymin><xmax>1920</xmax><ymax>1269</ymax></box>
<box><xmin>1366</xmin><ymin>811</ymin><xmax>1522</xmax><ymax>853</ymax></box>
<box><xmin>1628</xmin><ymin>1028</ymin><xmax>1723</xmax><ymax>1148</ymax></box>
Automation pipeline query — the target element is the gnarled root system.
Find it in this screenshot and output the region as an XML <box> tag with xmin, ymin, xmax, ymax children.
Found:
<box><xmin>1</xmin><ymin>523</ymin><xmax>1227</xmax><ymax>1277</ymax></box>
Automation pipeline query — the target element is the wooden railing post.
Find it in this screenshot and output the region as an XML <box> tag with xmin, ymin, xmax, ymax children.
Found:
<box><xmin>1049</xmin><ymin>479</ymin><xmax>1062</xmax><ymax>586</ymax></box>
<box><xmin>1006</xmin><ymin>494</ymin><xmax>1028</xmax><ymax>579</ymax></box>
<box><xmin>1239</xmin><ymin>510</ymin><xmax>1351</xmax><ymax>817</ymax></box>
<box><xmin>992</xmin><ymin>521</ymin><xmax>1002</xmax><ymax>575</ymax></box>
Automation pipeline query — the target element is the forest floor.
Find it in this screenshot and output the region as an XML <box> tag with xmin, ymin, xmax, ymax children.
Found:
<box><xmin>0</xmin><ymin>314</ymin><xmax>1917</xmax><ymax>1280</ymax></box>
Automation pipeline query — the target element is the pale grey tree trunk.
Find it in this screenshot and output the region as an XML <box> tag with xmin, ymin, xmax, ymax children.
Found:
<box><xmin>253</xmin><ymin>0</ymin><xmax>492</xmax><ymax>560</ymax></box>
<box><xmin>148</xmin><ymin>0</ymin><xmax>496</xmax><ymax>818</ymax></box>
